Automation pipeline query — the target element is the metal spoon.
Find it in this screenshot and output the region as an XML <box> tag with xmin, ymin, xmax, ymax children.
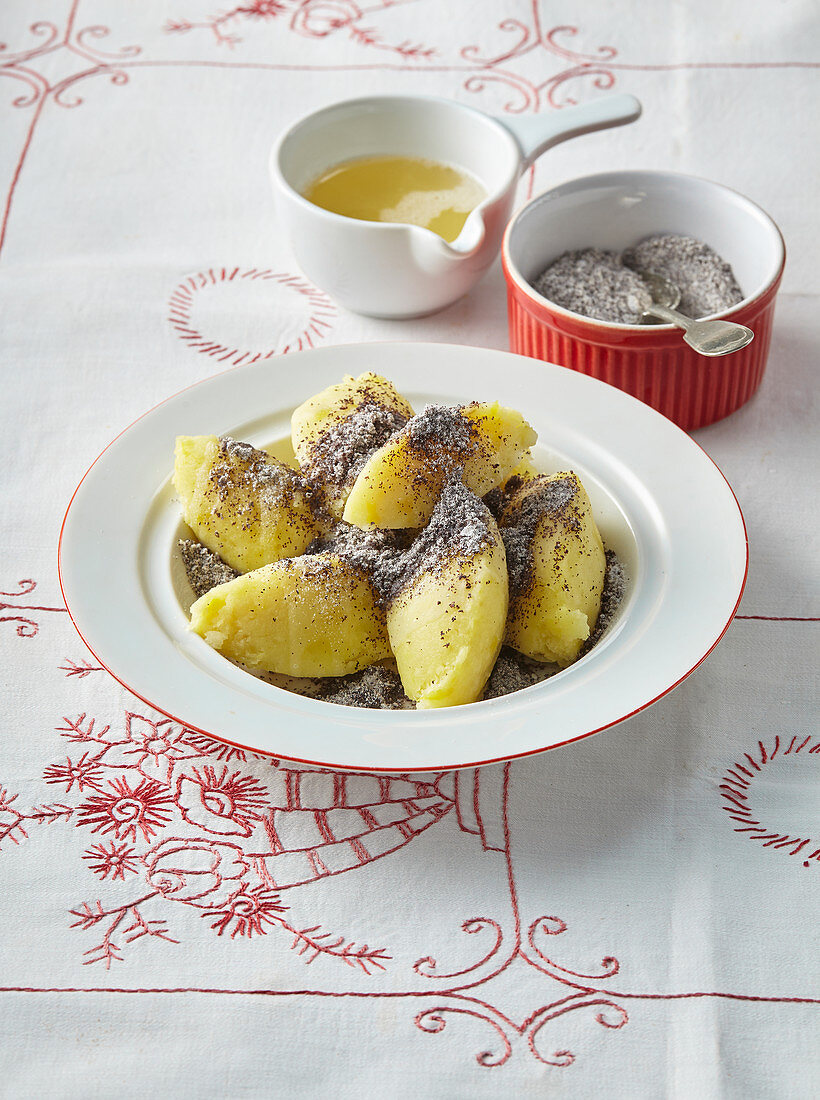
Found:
<box><xmin>639</xmin><ymin>271</ymin><xmax>754</xmax><ymax>357</ymax></box>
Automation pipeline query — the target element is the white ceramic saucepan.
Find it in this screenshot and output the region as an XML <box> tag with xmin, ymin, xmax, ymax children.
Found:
<box><xmin>270</xmin><ymin>93</ymin><xmax>641</xmax><ymax>318</ymax></box>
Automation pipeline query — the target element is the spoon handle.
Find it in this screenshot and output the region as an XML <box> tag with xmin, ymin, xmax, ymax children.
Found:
<box><xmin>643</xmin><ymin>302</ymin><xmax>695</xmax><ymax>329</ymax></box>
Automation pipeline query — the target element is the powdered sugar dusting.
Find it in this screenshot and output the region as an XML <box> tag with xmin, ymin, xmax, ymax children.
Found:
<box><xmin>211</xmin><ymin>437</ymin><xmax>310</xmax><ymax>513</ymax></box>
<box><xmin>311</xmin><ymin>471</ymin><xmax>494</xmax><ymax>604</ymax></box>
<box><xmin>179</xmin><ymin>422</ymin><xmax>628</xmax><ymax>710</ymax></box>
<box><xmin>308</xmin><ymin>523</ymin><xmax>406</xmax><ymax>600</ymax></box>
<box><xmin>178</xmin><ymin>532</ymin><xmax>628</xmax><ymax>709</ymax></box>
<box><xmin>405</xmin><ymin>404</ymin><xmax>476</xmax><ymax>455</ymax></box>
<box><xmin>379</xmin><ymin>471</ymin><xmax>494</xmax><ymax>600</ymax></box>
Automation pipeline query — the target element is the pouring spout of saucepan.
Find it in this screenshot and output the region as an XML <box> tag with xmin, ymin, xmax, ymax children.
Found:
<box><xmin>437</xmin><ymin>94</ymin><xmax>643</xmax><ymax>259</ymax></box>
<box><xmin>445</xmin><ymin>208</ymin><xmax>487</xmax><ymax>256</ymax></box>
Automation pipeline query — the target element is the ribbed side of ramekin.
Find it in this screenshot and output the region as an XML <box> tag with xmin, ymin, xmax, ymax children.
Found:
<box><xmin>505</xmin><ymin>275</ymin><xmax>782</xmax><ymax>432</ymax></box>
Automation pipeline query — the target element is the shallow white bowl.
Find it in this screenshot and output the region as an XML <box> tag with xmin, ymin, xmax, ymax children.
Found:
<box><xmin>59</xmin><ymin>343</ymin><xmax>747</xmax><ymax>773</ymax></box>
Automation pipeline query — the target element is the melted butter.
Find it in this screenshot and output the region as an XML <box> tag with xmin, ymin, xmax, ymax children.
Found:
<box><xmin>302</xmin><ymin>155</ymin><xmax>486</xmax><ymax>242</ymax></box>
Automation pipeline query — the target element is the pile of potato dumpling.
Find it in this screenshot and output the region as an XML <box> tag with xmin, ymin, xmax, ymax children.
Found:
<box><xmin>173</xmin><ymin>372</ymin><xmax>607</xmax><ymax>709</ymax></box>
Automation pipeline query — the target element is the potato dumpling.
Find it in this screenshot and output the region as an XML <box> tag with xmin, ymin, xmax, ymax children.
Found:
<box><xmin>174</xmin><ymin>435</ymin><xmax>319</xmax><ymax>573</ymax></box>
<box><xmin>343</xmin><ymin>401</ymin><xmax>537</xmax><ymax>529</ymax></box>
<box><xmin>189</xmin><ymin>552</ymin><xmax>389</xmax><ymax>677</ymax></box>
<box><xmin>292</xmin><ymin>371</ymin><xmax>413</xmax><ymax>455</ymax></box>
<box><xmin>503</xmin><ymin>449</ymin><xmax>539</xmax><ymax>484</ymax></box>
<box><xmin>292</xmin><ymin>372</ymin><xmax>413</xmax><ymax>518</ymax></box>
<box><xmin>176</xmin><ymin>373</ymin><xmax>618</xmax><ymax>711</ymax></box>
<box><xmin>386</xmin><ymin>476</ymin><xmax>508</xmax><ymax>708</ymax></box>
<box><xmin>499</xmin><ymin>472</ymin><xmax>605</xmax><ymax>666</ymax></box>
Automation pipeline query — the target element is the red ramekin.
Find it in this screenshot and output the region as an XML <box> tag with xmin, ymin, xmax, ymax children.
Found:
<box><xmin>502</xmin><ymin>171</ymin><xmax>785</xmax><ymax>431</ymax></box>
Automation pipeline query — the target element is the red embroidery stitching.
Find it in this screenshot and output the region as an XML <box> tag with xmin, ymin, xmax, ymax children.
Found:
<box><xmin>2</xmin><ymin>0</ymin><xmax>817</xmax><ymax>1047</ymax></box>
<box><xmin>0</xmin><ymin>578</ymin><xmax>66</xmax><ymax>637</ymax></box>
<box><xmin>164</xmin><ymin>1</ymin><xmax>436</xmax><ymax>60</ymax></box>
<box><xmin>204</xmin><ymin>885</ymin><xmax>288</xmax><ymax>938</ymax></box>
<box><xmin>414</xmin><ymin>919</ymin><xmax>504</xmax><ymax>981</ymax></box>
<box><xmin>0</xmin><ymin>10</ymin><xmax>138</xmax><ymax>252</ymax></box>
<box><xmin>60</xmin><ymin>657</ymin><xmax>104</xmax><ymax>677</ymax></box>
<box><xmin>167</xmin><ymin>267</ymin><xmax>338</xmax><ymax>364</ymax></box>
<box><xmin>3</xmin><ymin>5</ymin><xmax>816</xmax><ymax>263</ymax></box>
<box><xmin>76</xmin><ymin>777</ymin><xmax>175</xmax><ymax>843</ymax></box>
<box><xmin>0</xmin><ymin>580</ymin><xmax>814</xmax><ymax>1063</ymax></box>
<box><xmin>69</xmin><ymin>893</ymin><xmax>178</xmax><ymax>968</ymax></box>
<box><xmin>4</xmin><ymin>706</ymin><xmax>464</xmax><ymax>972</ymax></box>
<box><xmin>82</xmin><ymin>841</ymin><xmax>141</xmax><ymax>882</ymax></box>
<box><xmin>175</xmin><ymin>765</ymin><xmax>269</xmax><ymax>837</ymax></box>
<box><xmin>720</xmin><ymin>735</ymin><xmax>820</xmax><ymax>867</ymax></box>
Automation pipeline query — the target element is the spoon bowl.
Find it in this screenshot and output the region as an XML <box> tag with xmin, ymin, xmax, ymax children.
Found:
<box><xmin>639</xmin><ymin>270</ymin><xmax>681</xmax><ymax>310</ymax></box>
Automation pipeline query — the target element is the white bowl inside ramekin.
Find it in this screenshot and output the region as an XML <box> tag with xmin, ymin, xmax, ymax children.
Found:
<box><xmin>504</xmin><ymin>169</ymin><xmax>785</xmax><ymax>329</ymax></box>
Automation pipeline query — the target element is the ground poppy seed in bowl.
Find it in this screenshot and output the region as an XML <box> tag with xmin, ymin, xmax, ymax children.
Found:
<box><xmin>533</xmin><ymin>249</ymin><xmax>653</xmax><ymax>324</ymax></box>
<box><xmin>531</xmin><ymin>234</ymin><xmax>744</xmax><ymax>324</ymax></box>
<box><xmin>622</xmin><ymin>234</ymin><xmax>744</xmax><ymax>319</ymax></box>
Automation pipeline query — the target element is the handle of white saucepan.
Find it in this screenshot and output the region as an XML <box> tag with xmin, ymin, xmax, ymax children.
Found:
<box><xmin>498</xmin><ymin>94</ymin><xmax>642</xmax><ymax>172</ymax></box>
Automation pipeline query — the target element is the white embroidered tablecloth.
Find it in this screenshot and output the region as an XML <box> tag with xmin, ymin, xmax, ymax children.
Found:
<box><xmin>1</xmin><ymin>2</ymin><xmax>818</xmax><ymax>1097</ymax></box>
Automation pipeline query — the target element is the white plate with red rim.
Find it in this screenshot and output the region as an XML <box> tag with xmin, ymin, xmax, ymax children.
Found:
<box><xmin>59</xmin><ymin>342</ymin><xmax>747</xmax><ymax>773</ymax></box>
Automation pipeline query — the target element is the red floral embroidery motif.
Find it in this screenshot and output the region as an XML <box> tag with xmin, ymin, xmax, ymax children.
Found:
<box><xmin>0</xmin><ymin>705</ymin><xmax>425</xmax><ymax>969</ymax></box>
<box><xmin>43</xmin><ymin>752</ymin><xmax>106</xmax><ymax>794</ymax></box>
<box><xmin>83</xmin><ymin>842</ymin><xmax>140</xmax><ymax>881</ymax></box>
<box><xmin>145</xmin><ymin>836</ymin><xmax>251</xmax><ymax>907</ymax></box>
<box><xmin>205</xmin><ymin>885</ymin><xmax>288</xmax><ymax>937</ymax></box>
<box><xmin>77</xmin><ymin>777</ymin><xmax>175</xmax><ymax>843</ymax></box>
<box><xmin>1</xmin><ymin>661</ymin><xmax>817</xmax><ymax>1063</ymax></box>
<box><xmin>165</xmin><ymin>1</ymin><xmax>436</xmax><ymax>58</ymax></box>
<box><xmin>243</xmin><ymin>0</ymin><xmax>288</xmax><ymax>17</ymax></box>
<box><xmin>176</xmin><ymin>765</ymin><xmax>268</xmax><ymax>836</ymax></box>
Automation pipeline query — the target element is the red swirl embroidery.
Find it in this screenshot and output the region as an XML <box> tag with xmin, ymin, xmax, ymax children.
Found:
<box><xmin>413</xmin><ymin>918</ymin><xmax>504</xmax><ymax>980</ymax></box>
<box><xmin>2</xmin><ymin>707</ymin><xmax>819</xmax><ymax>1066</ymax></box>
<box><xmin>0</xmin><ymin>578</ymin><xmax>66</xmax><ymax>637</ymax></box>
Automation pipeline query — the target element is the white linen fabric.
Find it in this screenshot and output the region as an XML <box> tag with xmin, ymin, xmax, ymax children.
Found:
<box><xmin>0</xmin><ymin>2</ymin><xmax>817</xmax><ymax>1097</ymax></box>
